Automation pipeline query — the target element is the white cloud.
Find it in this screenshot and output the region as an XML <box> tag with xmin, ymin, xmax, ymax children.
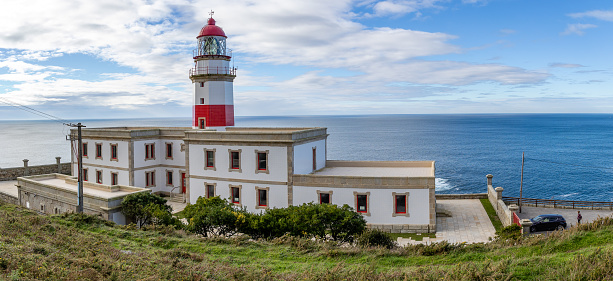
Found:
<box><xmin>569</xmin><ymin>10</ymin><xmax>613</xmax><ymax>22</ymax></box>
<box><xmin>549</xmin><ymin>63</ymin><xmax>584</xmax><ymax>68</ymax></box>
<box><xmin>561</xmin><ymin>23</ymin><xmax>597</xmax><ymax>36</ymax></box>
<box><xmin>0</xmin><ymin>0</ymin><xmax>551</xmax><ymax>117</ymax></box>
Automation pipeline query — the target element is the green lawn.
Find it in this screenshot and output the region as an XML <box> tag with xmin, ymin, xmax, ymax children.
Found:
<box><xmin>1</xmin><ymin>201</ymin><xmax>612</xmax><ymax>280</ymax></box>
<box><xmin>481</xmin><ymin>198</ymin><xmax>504</xmax><ymax>232</ymax></box>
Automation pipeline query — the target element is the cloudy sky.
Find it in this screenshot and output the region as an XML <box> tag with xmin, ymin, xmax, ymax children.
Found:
<box><xmin>0</xmin><ymin>0</ymin><xmax>611</xmax><ymax>120</ymax></box>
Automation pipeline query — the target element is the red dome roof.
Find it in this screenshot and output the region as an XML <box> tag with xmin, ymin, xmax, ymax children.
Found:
<box><xmin>197</xmin><ymin>18</ymin><xmax>226</xmax><ymax>38</ymax></box>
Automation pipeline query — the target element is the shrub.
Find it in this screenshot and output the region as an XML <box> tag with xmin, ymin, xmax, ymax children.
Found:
<box><xmin>495</xmin><ymin>224</ymin><xmax>522</xmax><ymax>241</ymax></box>
<box><xmin>356</xmin><ymin>229</ymin><xmax>396</xmax><ymax>249</ymax></box>
<box><xmin>121</xmin><ymin>192</ymin><xmax>172</xmax><ymax>228</ymax></box>
<box><xmin>183</xmin><ymin>196</ymin><xmax>246</xmax><ymax>237</ymax></box>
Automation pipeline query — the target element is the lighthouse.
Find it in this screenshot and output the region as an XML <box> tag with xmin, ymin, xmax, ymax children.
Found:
<box><xmin>190</xmin><ymin>12</ymin><xmax>236</xmax><ymax>129</ymax></box>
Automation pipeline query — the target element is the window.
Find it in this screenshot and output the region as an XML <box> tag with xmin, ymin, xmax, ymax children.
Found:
<box><xmin>166</xmin><ymin>171</ymin><xmax>173</xmax><ymax>186</ymax></box>
<box><xmin>230</xmin><ymin>185</ymin><xmax>241</xmax><ymax>205</ymax></box>
<box><xmin>145</xmin><ymin>171</ymin><xmax>156</xmax><ymax>187</ymax></box>
<box><xmin>110</xmin><ymin>144</ymin><xmax>118</xmax><ymax>161</ymax></box>
<box><xmin>200</xmin><ymin>82</ymin><xmax>204</xmax><ymax>87</ymax></box>
<box><xmin>320</xmin><ymin>193</ymin><xmax>331</xmax><ymax>204</ymax></box>
<box><xmin>357</xmin><ymin>195</ymin><xmax>367</xmax><ymax>212</ymax></box>
<box><xmin>200</xmin><ymin>98</ymin><xmax>205</xmax><ymax>104</ymax></box>
<box><xmin>95</xmin><ymin>143</ymin><xmax>102</xmax><ymax>159</ymax></box>
<box><xmin>199</xmin><ymin>118</ymin><xmax>206</xmax><ymax>129</ymax></box>
<box><xmin>82</xmin><ymin>143</ymin><xmax>88</xmax><ymax>157</ymax></box>
<box><xmin>145</xmin><ymin>143</ymin><xmax>155</xmax><ymax>160</ymax></box>
<box><xmin>96</xmin><ymin>170</ymin><xmax>102</xmax><ymax>184</ymax></box>
<box><xmin>111</xmin><ymin>172</ymin><xmax>118</xmax><ymax>185</ymax></box>
<box><xmin>255</xmin><ymin>150</ymin><xmax>269</xmax><ymax>173</ymax></box>
<box><xmin>392</xmin><ymin>192</ymin><xmax>410</xmax><ymax>217</ymax></box>
<box><xmin>40</xmin><ymin>204</ymin><xmax>45</xmax><ymax>212</ymax></box>
<box><xmin>354</xmin><ymin>191</ymin><xmax>371</xmax><ymax>216</ymax></box>
<box><xmin>206</xmin><ymin>184</ymin><xmax>215</xmax><ymax>198</ymax></box>
<box><xmin>165</xmin><ymin>143</ymin><xmax>173</xmax><ymax>159</ymax></box>
<box><xmin>256</xmin><ymin>187</ymin><xmax>269</xmax><ymax>208</ymax></box>
<box><xmin>204</xmin><ymin>149</ymin><xmax>216</xmax><ymax>170</ymax></box>
<box><xmin>395</xmin><ymin>195</ymin><xmax>406</xmax><ymax>213</ymax></box>
<box><xmin>229</xmin><ymin>149</ymin><xmax>241</xmax><ymax>172</ymax></box>
<box><xmin>82</xmin><ymin>168</ymin><xmax>88</xmax><ymax>181</ymax></box>
<box><xmin>312</xmin><ymin>147</ymin><xmax>317</xmax><ymax>171</ymax></box>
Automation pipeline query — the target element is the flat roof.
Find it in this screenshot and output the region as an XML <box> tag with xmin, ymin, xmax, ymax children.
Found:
<box><xmin>35</xmin><ymin>178</ymin><xmax>136</xmax><ymax>199</ymax></box>
<box><xmin>0</xmin><ymin>180</ymin><xmax>18</xmax><ymax>197</ymax></box>
<box><xmin>313</xmin><ymin>166</ymin><xmax>433</xmax><ymax>177</ymax></box>
<box><xmin>18</xmin><ymin>174</ymin><xmax>146</xmax><ymax>200</ymax></box>
<box><xmin>309</xmin><ymin>160</ymin><xmax>435</xmax><ymax>178</ymax></box>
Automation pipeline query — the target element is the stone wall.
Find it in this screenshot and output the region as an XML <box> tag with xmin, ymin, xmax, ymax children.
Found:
<box><xmin>0</xmin><ymin>160</ymin><xmax>71</xmax><ymax>181</ymax></box>
<box><xmin>436</xmin><ymin>193</ymin><xmax>488</xmax><ymax>200</ymax></box>
<box><xmin>486</xmin><ymin>175</ymin><xmax>512</xmax><ymax>226</ymax></box>
<box><xmin>368</xmin><ymin>223</ymin><xmax>435</xmax><ymax>233</ymax></box>
<box><xmin>0</xmin><ymin>192</ymin><xmax>18</xmax><ymax>205</ymax></box>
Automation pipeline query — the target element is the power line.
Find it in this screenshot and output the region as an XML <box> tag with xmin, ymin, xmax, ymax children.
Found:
<box><xmin>525</xmin><ymin>157</ymin><xmax>613</xmax><ymax>170</ymax></box>
<box><xmin>0</xmin><ymin>97</ymin><xmax>71</xmax><ymax>125</ymax></box>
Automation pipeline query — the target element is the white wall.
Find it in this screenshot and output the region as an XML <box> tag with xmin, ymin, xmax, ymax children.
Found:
<box><xmin>194</xmin><ymin>81</ymin><xmax>233</xmax><ymax>105</ymax></box>
<box><xmin>134</xmin><ymin>139</ymin><xmax>161</xmax><ymax>169</ymax></box>
<box><xmin>189</xmin><ymin>144</ymin><xmax>288</xmax><ymax>183</ymax></box>
<box><xmin>293</xmin><ymin>139</ymin><xmax>326</xmax><ymax>174</ymax></box>
<box><xmin>293</xmin><ymin>186</ymin><xmax>431</xmax><ymax>225</ymax></box>
<box><xmin>189</xmin><ymin>178</ymin><xmax>288</xmax><ymax>213</ymax></box>
<box><xmin>81</xmin><ymin>139</ymin><xmax>130</xmax><ymax>169</ymax></box>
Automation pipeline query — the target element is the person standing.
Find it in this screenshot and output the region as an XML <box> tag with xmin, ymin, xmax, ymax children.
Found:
<box><xmin>577</xmin><ymin>211</ymin><xmax>583</xmax><ymax>225</ymax></box>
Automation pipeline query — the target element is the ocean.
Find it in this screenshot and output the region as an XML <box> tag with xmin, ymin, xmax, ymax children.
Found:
<box><xmin>1</xmin><ymin>114</ymin><xmax>611</xmax><ymax>202</ymax></box>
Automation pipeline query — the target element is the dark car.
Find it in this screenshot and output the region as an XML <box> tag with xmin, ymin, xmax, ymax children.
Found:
<box><xmin>530</xmin><ymin>214</ymin><xmax>567</xmax><ymax>232</ymax></box>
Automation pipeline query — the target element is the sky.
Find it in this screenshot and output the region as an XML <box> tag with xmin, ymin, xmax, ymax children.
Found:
<box><xmin>0</xmin><ymin>0</ymin><xmax>611</xmax><ymax>120</ymax></box>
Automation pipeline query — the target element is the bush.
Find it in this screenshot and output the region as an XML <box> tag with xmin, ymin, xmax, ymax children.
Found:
<box><xmin>238</xmin><ymin>203</ymin><xmax>366</xmax><ymax>242</ymax></box>
<box><xmin>356</xmin><ymin>229</ymin><xmax>396</xmax><ymax>249</ymax></box>
<box><xmin>495</xmin><ymin>224</ymin><xmax>522</xmax><ymax>241</ymax></box>
<box><xmin>121</xmin><ymin>192</ymin><xmax>173</xmax><ymax>228</ymax></box>
<box><xmin>183</xmin><ymin>196</ymin><xmax>246</xmax><ymax>237</ymax></box>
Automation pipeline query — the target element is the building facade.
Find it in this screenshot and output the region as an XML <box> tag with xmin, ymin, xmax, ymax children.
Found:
<box><xmin>68</xmin><ymin>15</ymin><xmax>436</xmax><ymax>233</ymax></box>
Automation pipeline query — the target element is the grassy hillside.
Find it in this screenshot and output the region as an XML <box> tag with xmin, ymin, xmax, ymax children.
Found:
<box><xmin>0</xmin><ymin>201</ymin><xmax>612</xmax><ymax>280</ymax></box>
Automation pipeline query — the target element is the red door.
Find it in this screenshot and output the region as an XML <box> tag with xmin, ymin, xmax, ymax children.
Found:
<box><xmin>181</xmin><ymin>173</ymin><xmax>186</xmax><ymax>193</ymax></box>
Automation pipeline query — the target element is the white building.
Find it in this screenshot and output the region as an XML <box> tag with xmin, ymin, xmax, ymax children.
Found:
<box><xmin>70</xmin><ymin>15</ymin><xmax>436</xmax><ymax>233</ymax></box>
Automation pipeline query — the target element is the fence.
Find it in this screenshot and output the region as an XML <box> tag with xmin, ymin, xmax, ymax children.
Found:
<box><xmin>502</xmin><ymin>196</ymin><xmax>613</xmax><ymax>210</ymax></box>
<box><xmin>0</xmin><ymin>158</ymin><xmax>71</xmax><ymax>181</ymax></box>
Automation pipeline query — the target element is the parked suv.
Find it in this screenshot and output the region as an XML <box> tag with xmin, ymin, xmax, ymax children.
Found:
<box><xmin>530</xmin><ymin>214</ymin><xmax>567</xmax><ymax>232</ymax></box>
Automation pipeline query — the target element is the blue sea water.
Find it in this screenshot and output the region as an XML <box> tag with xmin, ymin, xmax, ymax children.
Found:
<box><xmin>0</xmin><ymin>114</ymin><xmax>611</xmax><ymax>202</ymax></box>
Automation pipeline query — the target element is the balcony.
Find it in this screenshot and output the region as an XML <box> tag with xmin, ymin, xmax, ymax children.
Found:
<box><xmin>189</xmin><ymin>66</ymin><xmax>237</xmax><ymax>77</ymax></box>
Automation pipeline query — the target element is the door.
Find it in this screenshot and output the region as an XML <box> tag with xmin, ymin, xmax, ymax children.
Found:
<box><xmin>181</xmin><ymin>173</ymin><xmax>186</xmax><ymax>193</ymax></box>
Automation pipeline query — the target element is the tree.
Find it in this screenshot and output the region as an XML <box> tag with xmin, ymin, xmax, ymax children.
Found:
<box><xmin>183</xmin><ymin>196</ymin><xmax>245</xmax><ymax>237</ymax></box>
<box><xmin>121</xmin><ymin>192</ymin><xmax>172</xmax><ymax>228</ymax></box>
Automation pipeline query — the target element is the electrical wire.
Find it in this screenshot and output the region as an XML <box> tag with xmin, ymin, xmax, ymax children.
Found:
<box><xmin>525</xmin><ymin>157</ymin><xmax>613</xmax><ymax>170</ymax></box>
<box><xmin>0</xmin><ymin>97</ymin><xmax>72</xmax><ymax>125</ymax></box>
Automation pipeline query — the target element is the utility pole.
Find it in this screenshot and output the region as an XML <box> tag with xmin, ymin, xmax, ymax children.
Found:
<box><xmin>69</xmin><ymin>123</ymin><xmax>86</xmax><ymax>213</ymax></box>
<box><xmin>519</xmin><ymin>151</ymin><xmax>525</xmax><ymax>213</ymax></box>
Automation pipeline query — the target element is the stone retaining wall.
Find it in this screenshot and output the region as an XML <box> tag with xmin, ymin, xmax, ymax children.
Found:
<box><xmin>0</xmin><ymin>161</ymin><xmax>71</xmax><ymax>181</ymax></box>
<box><xmin>0</xmin><ymin>192</ymin><xmax>18</xmax><ymax>205</ymax></box>
<box><xmin>368</xmin><ymin>223</ymin><xmax>435</xmax><ymax>233</ymax></box>
<box><xmin>436</xmin><ymin>193</ymin><xmax>487</xmax><ymax>200</ymax></box>
<box><xmin>486</xmin><ymin>175</ymin><xmax>512</xmax><ymax>226</ymax></box>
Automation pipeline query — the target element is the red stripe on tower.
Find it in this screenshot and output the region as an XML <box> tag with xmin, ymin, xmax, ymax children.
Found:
<box><xmin>193</xmin><ymin>105</ymin><xmax>235</xmax><ymax>128</ymax></box>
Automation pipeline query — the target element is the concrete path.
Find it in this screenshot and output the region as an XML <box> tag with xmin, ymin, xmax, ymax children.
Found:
<box><xmin>0</xmin><ymin>180</ymin><xmax>18</xmax><ymax>197</ymax></box>
<box><xmin>398</xmin><ymin>199</ymin><xmax>496</xmax><ymax>246</ymax></box>
<box><xmin>516</xmin><ymin>206</ymin><xmax>613</xmax><ymax>228</ymax></box>
<box><xmin>167</xmin><ymin>201</ymin><xmax>187</xmax><ymax>214</ymax></box>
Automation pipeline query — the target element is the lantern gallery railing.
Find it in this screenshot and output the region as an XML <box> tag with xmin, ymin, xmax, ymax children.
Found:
<box><xmin>189</xmin><ymin>66</ymin><xmax>237</xmax><ymax>76</ymax></box>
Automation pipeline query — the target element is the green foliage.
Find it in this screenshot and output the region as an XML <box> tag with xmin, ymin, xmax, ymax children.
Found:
<box><xmin>495</xmin><ymin>224</ymin><xmax>522</xmax><ymax>241</ymax></box>
<box><xmin>239</xmin><ymin>203</ymin><xmax>366</xmax><ymax>242</ymax></box>
<box><xmin>120</xmin><ymin>192</ymin><xmax>172</xmax><ymax>228</ymax></box>
<box><xmin>356</xmin><ymin>229</ymin><xmax>396</xmax><ymax>249</ymax></box>
<box><xmin>182</xmin><ymin>196</ymin><xmax>245</xmax><ymax>237</ymax></box>
<box><xmin>3</xmin><ymin>202</ymin><xmax>613</xmax><ymax>280</ymax></box>
<box><xmin>480</xmin><ymin>198</ymin><xmax>503</xmax><ymax>232</ymax></box>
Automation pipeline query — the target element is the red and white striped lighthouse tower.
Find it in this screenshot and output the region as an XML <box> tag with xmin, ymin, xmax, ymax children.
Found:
<box><xmin>190</xmin><ymin>11</ymin><xmax>236</xmax><ymax>129</ymax></box>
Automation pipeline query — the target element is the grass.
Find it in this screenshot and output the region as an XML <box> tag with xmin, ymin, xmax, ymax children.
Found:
<box><xmin>481</xmin><ymin>198</ymin><xmax>504</xmax><ymax>232</ymax></box>
<box><xmin>387</xmin><ymin>232</ymin><xmax>436</xmax><ymax>241</ymax></box>
<box><xmin>1</xmin><ymin>200</ymin><xmax>613</xmax><ymax>280</ymax></box>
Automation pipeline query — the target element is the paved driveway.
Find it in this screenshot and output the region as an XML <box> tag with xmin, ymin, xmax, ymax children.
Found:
<box><xmin>516</xmin><ymin>206</ymin><xmax>613</xmax><ymax>228</ymax></box>
<box><xmin>398</xmin><ymin>199</ymin><xmax>496</xmax><ymax>246</ymax></box>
